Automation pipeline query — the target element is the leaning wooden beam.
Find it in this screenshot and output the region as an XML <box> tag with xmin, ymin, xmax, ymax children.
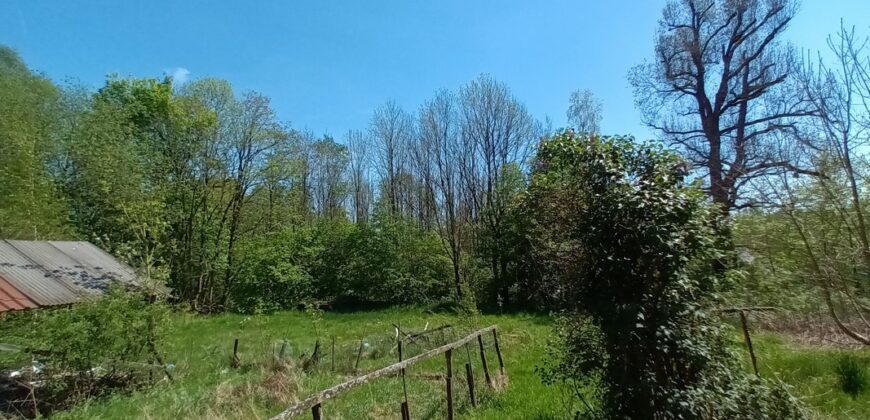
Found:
<box><xmin>269</xmin><ymin>325</ymin><xmax>498</xmax><ymax>420</ymax></box>
<box><xmin>739</xmin><ymin>310</ymin><xmax>760</xmax><ymax>377</ymax></box>
<box><xmin>408</xmin><ymin>324</ymin><xmax>452</xmax><ymax>340</ymax></box>
<box><xmin>391</xmin><ymin>323</ymin><xmax>452</xmax><ymax>345</ymax></box>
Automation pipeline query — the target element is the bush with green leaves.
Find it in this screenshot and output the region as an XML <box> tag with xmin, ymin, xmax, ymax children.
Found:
<box><xmin>334</xmin><ymin>214</ymin><xmax>453</xmax><ymax>305</ymax></box>
<box><xmin>232</xmin><ymin>224</ymin><xmax>322</xmax><ymax>313</ymax></box>
<box><xmin>0</xmin><ymin>287</ymin><xmax>169</xmax><ymax>413</ymax></box>
<box><xmin>231</xmin><ymin>214</ymin><xmax>454</xmax><ymax>313</ymax></box>
<box><xmin>522</xmin><ymin>132</ymin><xmax>803</xmax><ymax>419</ymax></box>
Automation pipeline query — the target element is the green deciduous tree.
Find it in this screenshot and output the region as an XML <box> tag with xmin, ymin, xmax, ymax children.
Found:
<box><xmin>0</xmin><ymin>46</ymin><xmax>71</xmax><ymax>239</ymax></box>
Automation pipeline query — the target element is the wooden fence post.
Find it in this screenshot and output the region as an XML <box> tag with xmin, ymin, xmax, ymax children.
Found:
<box><xmin>445</xmin><ymin>349</ymin><xmax>454</xmax><ymax>420</ymax></box>
<box><xmin>739</xmin><ymin>310</ymin><xmax>759</xmax><ymax>376</ymax></box>
<box><xmin>465</xmin><ymin>363</ymin><xmax>477</xmax><ymax>407</ymax></box>
<box><xmin>492</xmin><ymin>329</ymin><xmax>505</xmax><ymax>376</ymax></box>
<box><xmin>268</xmin><ymin>326</ymin><xmax>500</xmax><ymax>420</ymax></box>
<box><xmin>231</xmin><ymin>338</ymin><xmax>240</xmax><ymax>368</ymax></box>
<box><xmin>477</xmin><ymin>335</ymin><xmax>492</xmax><ymax>387</ymax></box>
<box><xmin>354</xmin><ymin>340</ymin><xmax>364</xmax><ymax>371</ymax></box>
<box><xmin>398</xmin><ymin>324</ymin><xmax>410</xmax><ymax>420</ymax></box>
<box><xmin>311</xmin><ymin>403</ymin><xmax>321</xmax><ymax>420</ymax></box>
<box><xmin>279</xmin><ymin>340</ymin><xmax>288</xmax><ymax>361</ymax></box>
<box><xmin>463</xmin><ymin>340</ymin><xmax>477</xmax><ymax>406</ymax></box>
<box><xmin>401</xmin><ymin>402</ymin><xmax>410</xmax><ymax>420</ymax></box>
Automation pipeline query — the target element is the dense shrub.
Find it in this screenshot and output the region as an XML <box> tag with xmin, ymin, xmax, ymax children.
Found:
<box><xmin>0</xmin><ymin>288</ymin><xmax>169</xmax><ymax>415</ymax></box>
<box><xmin>523</xmin><ymin>132</ymin><xmax>803</xmax><ymax>419</ymax></box>
<box><xmin>231</xmin><ymin>214</ymin><xmax>453</xmax><ymax>313</ymax></box>
<box><xmin>836</xmin><ymin>355</ymin><xmax>867</xmax><ymax>398</ymax></box>
<box><xmin>231</xmin><ymin>225</ymin><xmax>322</xmax><ymax>313</ymax></box>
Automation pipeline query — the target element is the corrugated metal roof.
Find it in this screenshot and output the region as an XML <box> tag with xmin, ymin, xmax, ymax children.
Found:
<box><xmin>0</xmin><ymin>274</ymin><xmax>38</xmax><ymax>311</ymax></box>
<box><xmin>5</xmin><ymin>240</ymin><xmax>99</xmax><ymax>296</ymax></box>
<box><xmin>49</xmin><ymin>241</ymin><xmax>138</xmax><ymax>288</ymax></box>
<box><xmin>0</xmin><ymin>240</ymin><xmax>81</xmax><ymax>306</ymax></box>
<box><xmin>0</xmin><ymin>240</ymin><xmax>142</xmax><ymax>313</ymax></box>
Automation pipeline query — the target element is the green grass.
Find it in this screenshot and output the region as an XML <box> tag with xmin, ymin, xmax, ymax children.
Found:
<box><xmin>741</xmin><ymin>332</ymin><xmax>870</xmax><ymax>420</ymax></box>
<box><xmin>48</xmin><ymin>309</ymin><xmax>562</xmax><ymax>420</ymax></box>
<box><xmin>9</xmin><ymin>308</ymin><xmax>869</xmax><ymax>419</ymax></box>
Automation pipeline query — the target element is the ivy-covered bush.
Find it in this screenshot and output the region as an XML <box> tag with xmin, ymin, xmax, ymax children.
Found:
<box><xmin>524</xmin><ymin>132</ymin><xmax>803</xmax><ymax>419</ymax></box>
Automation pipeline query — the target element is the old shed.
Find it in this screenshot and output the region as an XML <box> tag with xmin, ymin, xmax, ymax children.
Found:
<box><xmin>0</xmin><ymin>240</ymin><xmax>140</xmax><ymax>313</ymax></box>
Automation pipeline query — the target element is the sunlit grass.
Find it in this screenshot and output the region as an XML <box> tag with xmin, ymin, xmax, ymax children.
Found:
<box><xmin>737</xmin><ymin>332</ymin><xmax>870</xmax><ymax>420</ymax></box>
<box><xmin>51</xmin><ymin>308</ymin><xmax>560</xmax><ymax>419</ymax></box>
<box><xmin>34</xmin><ymin>309</ymin><xmax>870</xmax><ymax>419</ymax></box>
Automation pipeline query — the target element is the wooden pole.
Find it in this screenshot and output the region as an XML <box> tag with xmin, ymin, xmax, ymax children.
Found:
<box><xmin>477</xmin><ymin>335</ymin><xmax>492</xmax><ymax>387</ymax></box>
<box><xmin>465</xmin><ymin>363</ymin><xmax>477</xmax><ymax>407</ymax></box>
<box><xmin>398</xmin><ymin>324</ymin><xmax>410</xmax><ymax>419</ymax></box>
<box><xmin>231</xmin><ymin>338</ymin><xmax>240</xmax><ymax>368</ymax></box>
<box><xmin>445</xmin><ymin>349</ymin><xmax>454</xmax><ymax>420</ymax></box>
<box><xmin>492</xmin><ymin>329</ymin><xmax>505</xmax><ymax>376</ymax></box>
<box><xmin>311</xmin><ymin>403</ymin><xmax>321</xmax><ymax>420</ymax></box>
<box><xmin>739</xmin><ymin>310</ymin><xmax>759</xmax><ymax>376</ymax></box>
<box><xmin>354</xmin><ymin>340</ymin><xmax>364</xmax><ymax>371</ymax></box>
<box><xmin>463</xmin><ymin>340</ymin><xmax>476</xmax><ymax>406</ymax></box>
<box><xmin>279</xmin><ymin>340</ymin><xmax>288</xmax><ymax>361</ymax></box>
<box><xmin>401</xmin><ymin>402</ymin><xmax>410</xmax><ymax>420</ymax></box>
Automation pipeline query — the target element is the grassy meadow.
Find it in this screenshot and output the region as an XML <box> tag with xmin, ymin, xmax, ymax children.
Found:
<box><xmin>49</xmin><ymin>309</ymin><xmax>561</xmax><ymax>420</ymax></box>
<box><xmin>9</xmin><ymin>308</ymin><xmax>867</xmax><ymax>420</ymax></box>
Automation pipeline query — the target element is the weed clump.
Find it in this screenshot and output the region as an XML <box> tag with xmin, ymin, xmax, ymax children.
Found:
<box><xmin>835</xmin><ymin>355</ymin><xmax>867</xmax><ymax>398</ymax></box>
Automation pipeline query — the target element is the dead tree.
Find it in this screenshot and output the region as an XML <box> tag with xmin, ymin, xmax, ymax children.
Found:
<box><xmin>420</xmin><ymin>90</ymin><xmax>466</xmax><ymax>299</ymax></box>
<box><xmin>370</xmin><ymin>101</ymin><xmax>414</xmax><ymax>218</ymax></box>
<box><xmin>631</xmin><ymin>0</ymin><xmax>816</xmax><ymax>214</ymax></box>
<box><xmin>770</xmin><ymin>22</ymin><xmax>870</xmax><ymax>345</ymax></box>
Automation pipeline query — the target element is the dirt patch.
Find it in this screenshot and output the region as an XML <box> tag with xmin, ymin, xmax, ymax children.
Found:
<box><xmin>744</xmin><ymin>310</ymin><xmax>870</xmax><ymax>348</ymax></box>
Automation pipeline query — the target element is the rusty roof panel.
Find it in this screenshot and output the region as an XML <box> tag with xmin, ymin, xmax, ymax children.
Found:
<box><xmin>0</xmin><ymin>274</ymin><xmax>38</xmax><ymax>312</ymax></box>
<box><xmin>0</xmin><ymin>240</ymin><xmax>81</xmax><ymax>306</ymax></box>
<box><xmin>0</xmin><ymin>240</ymin><xmax>145</xmax><ymax>312</ymax></box>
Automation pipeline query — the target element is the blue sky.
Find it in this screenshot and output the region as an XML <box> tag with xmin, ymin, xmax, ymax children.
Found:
<box><xmin>2</xmin><ymin>1</ymin><xmax>868</xmax><ymax>141</ymax></box>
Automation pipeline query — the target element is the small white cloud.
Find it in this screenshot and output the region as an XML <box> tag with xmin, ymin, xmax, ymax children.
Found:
<box><xmin>167</xmin><ymin>67</ymin><xmax>190</xmax><ymax>85</ymax></box>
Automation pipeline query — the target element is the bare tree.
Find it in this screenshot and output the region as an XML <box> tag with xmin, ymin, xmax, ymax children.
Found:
<box><xmin>296</xmin><ymin>130</ymin><xmax>316</xmax><ymax>218</ymax></box>
<box><xmin>567</xmin><ymin>89</ymin><xmax>603</xmax><ymax>134</ymax></box>
<box><xmin>370</xmin><ymin>101</ymin><xmax>414</xmax><ymax>217</ymax></box>
<box><xmin>409</xmin><ymin>127</ymin><xmax>437</xmax><ymax>229</ymax></box>
<box><xmin>309</xmin><ymin>135</ymin><xmax>349</xmax><ymax>220</ymax></box>
<box><xmin>778</xmin><ymin>22</ymin><xmax>870</xmax><ymax>344</ymax></box>
<box><xmin>631</xmin><ymin>0</ymin><xmax>815</xmax><ymax>213</ymax></box>
<box><xmin>459</xmin><ymin>74</ymin><xmax>537</xmax><ymax>301</ymax></box>
<box><xmin>419</xmin><ymin>89</ymin><xmax>465</xmax><ymax>299</ymax></box>
<box><xmin>346</xmin><ymin>129</ymin><xmax>372</xmax><ymax>223</ymax></box>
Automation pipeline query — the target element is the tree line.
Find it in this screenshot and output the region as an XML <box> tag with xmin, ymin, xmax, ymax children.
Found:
<box><xmin>1</xmin><ymin>48</ymin><xmax>589</xmax><ymax>312</ymax></box>
<box><xmin>2</xmin><ymin>0</ymin><xmax>869</xmax><ymax>340</ymax></box>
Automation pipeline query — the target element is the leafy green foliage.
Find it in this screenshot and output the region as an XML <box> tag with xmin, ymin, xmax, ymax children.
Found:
<box><xmin>521</xmin><ymin>132</ymin><xmax>803</xmax><ymax>419</ymax></box>
<box><xmin>836</xmin><ymin>355</ymin><xmax>867</xmax><ymax>398</ymax></box>
<box><xmin>0</xmin><ymin>46</ymin><xmax>71</xmax><ymax>239</ymax></box>
<box><xmin>231</xmin><ymin>214</ymin><xmax>453</xmax><ymax>313</ymax></box>
<box><xmin>1</xmin><ymin>288</ymin><xmax>170</xmax><ymax>413</ymax></box>
<box><xmin>536</xmin><ymin>314</ymin><xmax>604</xmax><ymax>417</ymax></box>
